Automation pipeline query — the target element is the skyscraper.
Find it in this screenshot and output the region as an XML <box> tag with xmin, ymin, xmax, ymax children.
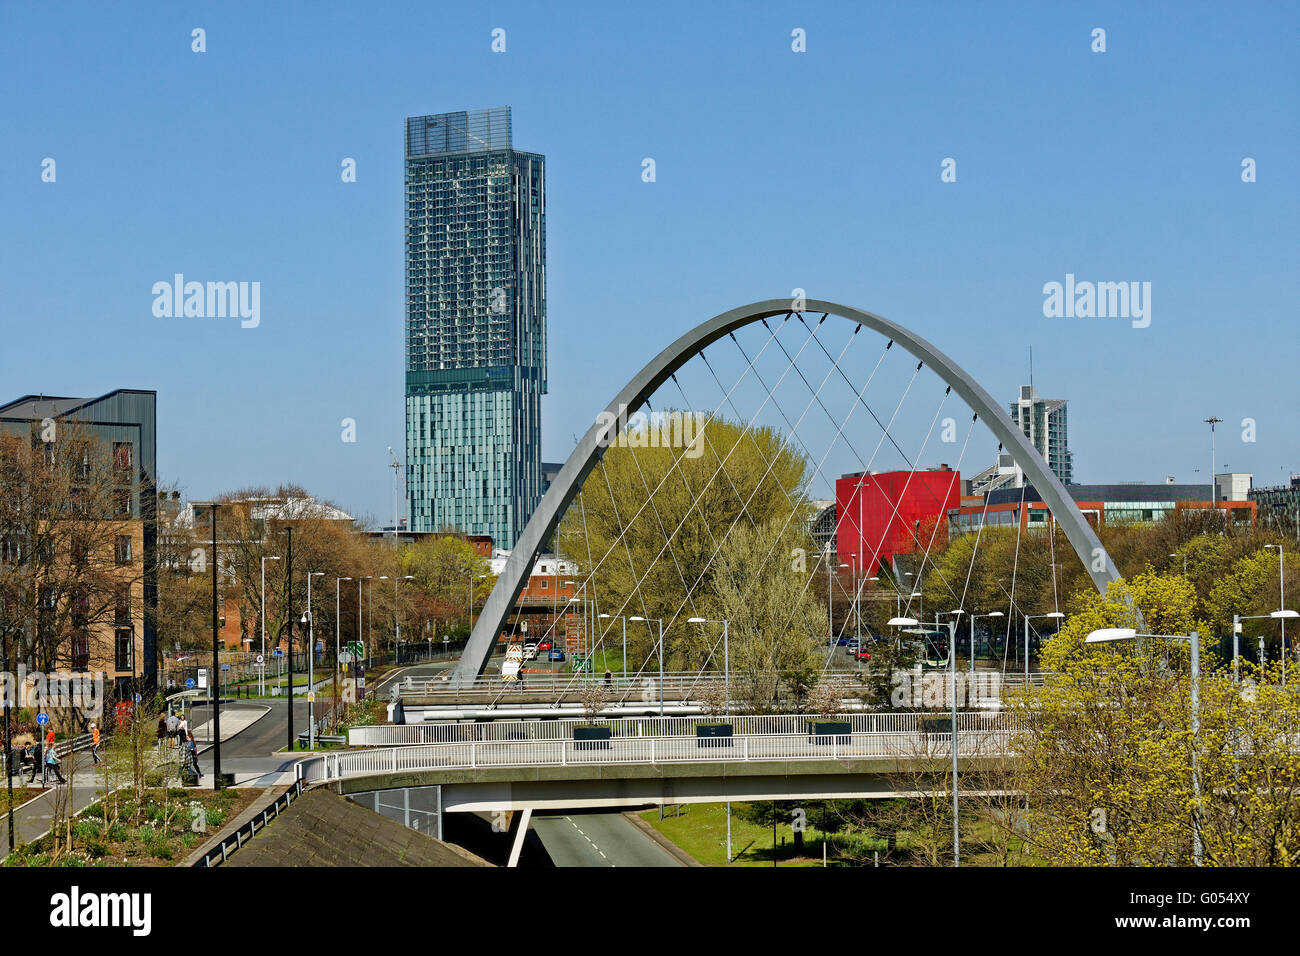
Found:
<box><xmin>1009</xmin><ymin>384</ymin><xmax>1073</xmax><ymax>485</ymax></box>
<box><xmin>404</xmin><ymin>107</ymin><xmax>546</xmax><ymax>548</ymax></box>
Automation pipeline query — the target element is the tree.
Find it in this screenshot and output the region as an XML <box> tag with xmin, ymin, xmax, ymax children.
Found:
<box><xmin>555</xmin><ymin>415</ymin><xmax>812</xmax><ymax>671</ymax></box>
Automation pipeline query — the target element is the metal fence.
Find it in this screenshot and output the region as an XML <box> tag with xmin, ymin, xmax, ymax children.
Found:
<box><xmin>193</xmin><ymin>780</ymin><xmax>305</xmax><ymax>867</ymax></box>
<box><xmin>300</xmin><ymin>729</ymin><xmax>1017</xmax><ymax>785</ymax></box>
<box><xmin>347</xmin><ymin>710</ymin><xmax>1023</xmax><ymax>746</ymax></box>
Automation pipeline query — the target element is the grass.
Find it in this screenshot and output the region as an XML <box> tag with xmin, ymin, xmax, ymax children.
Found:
<box><xmin>640</xmin><ymin>802</ymin><xmax>1050</xmax><ymax>867</ymax></box>
<box><xmin>4</xmin><ymin>787</ymin><xmax>259</xmax><ymax>867</ymax></box>
<box><xmin>640</xmin><ymin>803</ymin><xmax>826</xmax><ymax>867</ymax></box>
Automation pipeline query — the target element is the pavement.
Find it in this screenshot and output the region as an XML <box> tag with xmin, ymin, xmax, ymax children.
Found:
<box><xmin>531</xmin><ymin>810</ymin><xmax>682</xmax><ymax>867</ymax></box>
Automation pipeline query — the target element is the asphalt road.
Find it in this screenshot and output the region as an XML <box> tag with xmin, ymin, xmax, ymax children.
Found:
<box><xmin>531</xmin><ymin>811</ymin><xmax>681</xmax><ymax>867</ymax></box>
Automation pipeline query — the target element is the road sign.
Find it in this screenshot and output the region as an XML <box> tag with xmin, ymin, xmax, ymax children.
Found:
<box><xmin>185</xmin><ymin>678</ymin><xmax>195</xmax><ymax>689</ymax></box>
<box><xmin>220</xmin><ymin>664</ymin><xmax>231</xmax><ymax>671</ymax></box>
<box><xmin>256</xmin><ymin>654</ymin><xmax>265</xmax><ymax>665</ymax></box>
<box><xmin>273</xmin><ymin>649</ymin><xmax>283</xmax><ymax>657</ymax></box>
<box><xmin>347</xmin><ymin>641</ymin><xmax>365</xmax><ymax>657</ymax></box>
<box><xmin>307</xmin><ymin>692</ymin><xmax>316</xmax><ymax>703</ymax></box>
<box><xmin>36</xmin><ymin>712</ymin><xmax>48</xmax><ymax>726</ymax></box>
<box><xmin>571</xmin><ymin>655</ymin><xmax>592</xmax><ymax>673</ymax></box>
<box><xmin>197</xmin><ymin>668</ymin><xmax>208</xmax><ymax>689</ymax></box>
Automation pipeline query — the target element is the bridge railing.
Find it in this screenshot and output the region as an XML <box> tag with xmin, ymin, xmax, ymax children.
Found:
<box><xmin>347</xmin><ymin>710</ymin><xmax>1023</xmax><ymax>747</ymax></box>
<box><xmin>397</xmin><ymin>670</ymin><xmax>1051</xmax><ymax>700</ymax></box>
<box><xmin>300</xmin><ymin>728</ymin><xmax>1018</xmax><ymax>785</ymax></box>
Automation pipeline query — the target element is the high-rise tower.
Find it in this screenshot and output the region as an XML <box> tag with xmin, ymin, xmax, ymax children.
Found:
<box><xmin>404</xmin><ymin>107</ymin><xmax>546</xmax><ymax>548</ymax></box>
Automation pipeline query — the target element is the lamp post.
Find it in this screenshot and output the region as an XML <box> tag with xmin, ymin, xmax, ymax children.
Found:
<box><xmin>1264</xmin><ymin>545</ymin><xmax>1289</xmax><ymax>683</ymax></box>
<box><xmin>380</xmin><ymin>574</ymin><xmax>414</xmax><ymax>663</ymax></box>
<box><xmin>260</xmin><ymin>556</ymin><xmax>280</xmax><ymax>696</ymax></box>
<box><xmin>335</xmin><ymin>577</ymin><xmax>351</xmax><ymax>722</ymax></box>
<box><xmin>629</xmin><ymin>616</ymin><xmax>664</xmax><ymax>716</ymax></box>
<box><xmin>284</xmin><ymin>527</ymin><xmax>293</xmax><ymax>753</ymax></box>
<box><xmin>302</xmin><ymin>572</ymin><xmax>323</xmax><ymax>748</ymax></box>
<box><xmin>1234</xmin><ymin>608</ymin><xmax>1300</xmax><ymax>683</ymax></box>
<box><xmin>209</xmin><ymin>503</ymin><xmax>223</xmax><ymax>788</ymax></box>
<box><xmin>357</xmin><ymin>576</ymin><xmax>370</xmax><ymax>695</ymax></box>
<box><xmin>1085</xmin><ymin>627</ymin><xmax>1202</xmax><ymax>865</ymax></box>
<box><xmin>687</xmin><ymin>618</ymin><xmax>730</xmax><ymax>713</ymax></box>
<box><xmin>1170</xmin><ymin>552</ymin><xmax>1187</xmax><ymax>576</ymax></box>
<box><xmin>1024</xmin><ymin>612</ymin><xmax>1065</xmax><ymax>682</ymax></box>
<box><xmin>968</xmin><ymin>611</ymin><xmax>1004</xmax><ymax>672</ymax></box>
<box><xmin>598</xmin><ymin>613</ymin><xmax>629</xmax><ymax>675</ymax></box>
<box><xmin>1203</xmin><ymin>416</ymin><xmax>1223</xmax><ymax>517</ymax></box>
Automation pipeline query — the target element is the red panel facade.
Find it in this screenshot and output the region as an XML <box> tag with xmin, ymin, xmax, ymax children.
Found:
<box><xmin>834</xmin><ymin>469</ymin><xmax>961</xmax><ymax>575</ymax></box>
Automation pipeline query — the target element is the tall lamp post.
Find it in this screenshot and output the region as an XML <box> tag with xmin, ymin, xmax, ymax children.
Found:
<box><xmin>380</xmin><ymin>574</ymin><xmax>414</xmax><ymax>662</ymax></box>
<box><xmin>1024</xmin><ymin>612</ymin><xmax>1065</xmax><ymax>682</ymax></box>
<box><xmin>335</xmin><ymin>576</ymin><xmax>351</xmax><ymax>722</ymax></box>
<box><xmin>1234</xmin><ymin>609</ymin><xmax>1300</xmax><ymax>683</ymax></box>
<box><xmin>356</xmin><ymin>576</ymin><xmax>371</xmax><ymax>694</ymax></box>
<box><xmin>968</xmin><ymin>610</ymin><xmax>1004</xmax><ymax>672</ymax></box>
<box><xmin>1086</xmin><ymin>627</ymin><xmax>1202</xmax><ymax>866</ymax></box>
<box><xmin>1264</xmin><ymin>544</ymin><xmax>1290</xmax><ymax>683</ymax></box>
<box><xmin>629</xmin><ymin>616</ymin><xmax>664</xmax><ymax>716</ymax></box>
<box><xmin>259</xmin><ymin>555</ymin><xmax>280</xmax><ymax>697</ymax></box>
<box><xmin>598</xmin><ymin>613</ymin><xmax>629</xmax><ymax>675</ymax></box>
<box><xmin>687</xmin><ymin>618</ymin><xmax>730</xmax><ymax>713</ymax></box>
<box><xmin>209</xmin><ymin>503</ymin><xmax>223</xmax><ymax>788</ymax></box>
<box><xmin>302</xmin><ymin>572</ymin><xmax>324</xmax><ymax>748</ymax></box>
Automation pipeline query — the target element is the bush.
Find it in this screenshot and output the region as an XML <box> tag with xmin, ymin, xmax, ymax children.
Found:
<box><xmin>72</xmin><ymin>819</ymin><xmax>102</xmax><ymax>840</ymax></box>
<box><xmin>84</xmin><ymin>840</ymin><xmax>109</xmax><ymax>859</ymax></box>
<box><xmin>149</xmin><ymin>843</ymin><xmax>174</xmax><ymax>861</ymax></box>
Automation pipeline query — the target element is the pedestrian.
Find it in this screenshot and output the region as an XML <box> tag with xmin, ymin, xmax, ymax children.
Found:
<box><xmin>184</xmin><ymin>732</ymin><xmax>201</xmax><ymax>784</ymax></box>
<box><xmin>166</xmin><ymin>710</ymin><xmax>178</xmax><ymax>747</ymax></box>
<box><xmin>45</xmin><ymin>727</ymin><xmax>55</xmax><ymax>749</ymax></box>
<box><xmin>157</xmin><ymin>713</ymin><xmax>168</xmax><ymax>750</ymax></box>
<box><xmin>604</xmin><ymin>669</ymin><xmax>612</xmax><ymax>687</ymax></box>
<box><xmin>19</xmin><ymin>742</ymin><xmax>35</xmax><ymax>781</ymax></box>
<box><xmin>176</xmin><ymin>713</ymin><xmax>189</xmax><ymax>746</ymax></box>
<box><xmin>28</xmin><ymin>742</ymin><xmax>42</xmax><ymax>784</ymax></box>
<box><xmin>44</xmin><ymin>747</ymin><xmax>67</xmax><ymax>785</ymax></box>
<box><xmin>90</xmin><ymin>723</ymin><xmax>101</xmax><ymax>765</ymax></box>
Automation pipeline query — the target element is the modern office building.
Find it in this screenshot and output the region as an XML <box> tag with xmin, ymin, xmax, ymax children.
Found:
<box><xmin>1008</xmin><ymin>384</ymin><xmax>1073</xmax><ymax>485</ymax></box>
<box><xmin>835</xmin><ymin>468</ymin><xmax>962</xmax><ymax>575</ymax></box>
<box><xmin>1251</xmin><ymin>476</ymin><xmax>1300</xmax><ymax>537</ymax></box>
<box><xmin>404</xmin><ymin>106</ymin><xmax>547</xmax><ymax>550</ymax></box>
<box><xmin>0</xmin><ymin>389</ymin><xmax>158</xmax><ymax>696</ymax></box>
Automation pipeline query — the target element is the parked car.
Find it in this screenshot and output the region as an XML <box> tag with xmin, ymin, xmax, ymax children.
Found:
<box><xmin>853</xmin><ymin>648</ymin><xmax>871</xmax><ymax>661</ymax></box>
<box><xmin>522</xmin><ymin>643</ymin><xmax>539</xmax><ymax>660</ymax></box>
<box><xmin>835</xmin><ymin>637</ymin><xmax>854</xmax><ymax>647</ymax></box>
<box><xmin>539</xmin><ymin>640</ymin><xmax>552</xmax><ymax>651</ymax></box>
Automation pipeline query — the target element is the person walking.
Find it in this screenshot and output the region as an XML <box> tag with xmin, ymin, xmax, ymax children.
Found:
<box><xmin>184</xmin><ymin>732</ymin><xmax>201</xmax><ymax>784</ymax></box>
<box><xmin>44</xmin><ymin>727</ymin><xmax>55</xmax><ymax>750</ymax></box>
<box><xmin>44</xmin><ymin>747</ymin><xmax>67</xmax><ymax>785</ymax></box>
<box><xmin>90</xmin><ymin>723</ymin><xmax>101</xmax><ymax>765</ymax></box>
<box><xmin>166</xmin><ymin>710</ymin><xmax>179</xmax><ymax>748</ymax></box>
<box><xmin>176</xmin><ymin>713</ymin><xmax>189</xmax><ymax>746</ymax></box>
<box><xmin>28</xmin><ymin>741</ymin><xmax>42</xmax><ymax>785</ymax></box>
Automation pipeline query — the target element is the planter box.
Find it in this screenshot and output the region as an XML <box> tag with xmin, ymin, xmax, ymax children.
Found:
<box><xmin>573</xmin><ymin>726</ymin><xmax>611</xmax><ymax>751</ymax></box>
<box><xmin>919</xmin><ymin>717</ymin><xmax>950</xmax><ymax>736</ymax></box>
<box><xmin>807</xmin><ymin>721</ymin><xmax>852</xmax><ymax>745</ymax></box>
<box><xmin>695</xmin><ymin>723</ymin><xmax>734</xmax><ymax>748</ymax></box>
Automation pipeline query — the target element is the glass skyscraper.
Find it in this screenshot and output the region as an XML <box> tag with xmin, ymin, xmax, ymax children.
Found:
<box><xmin>404</xmin><ymin>107</ymin><xmax>546</xmax><ymax>548</ymax></box>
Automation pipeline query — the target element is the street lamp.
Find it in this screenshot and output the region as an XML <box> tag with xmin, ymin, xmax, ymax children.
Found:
<box><xmin>1264</xmin><ymin>544</ymin><xmax>1290</xmax><ymax>683</ymax></box>
<box><xmin>968</xmin><ymin>611</ymin><xmax>1004</xmax><ymax>672</ymax></box>
<box><xmin>1085</xmin><ymin>627</ymin><xmax>1202</xmax><ymax>866</ymax></box>
<box><xmin>1170</xmin><ymin>552</ymin><xmax>1187</xmax><ymax>576</ymax></box>
<box><xmin>598</xmin><ymin>613</ymin><xmax>629</xmax><ymax>675</ymax></box>
<box><xmin>357</xmin><ymin>576</ymin><xmax>371</xmax><ymax>691</ymax></box>
<box><xmin>380</xmin><ymin>574</ymin><xmax>415</xmax><ymax>662</ymax></box>
<box><xmin>629</xmin><ymin>616</ymin><xmax>665</xmax><ymax>716</ymax></box>
<box><xmin>260</xmin><ymin>556</ymin><xmax>280</xmax><ymax>696</ymax></box>
<box><xmin>1233</xmin><ymin>608</ymin><xmax>1300</xmax><ymax>684</ymax></box>
<box><xmin>687</xmin><ymin>618</ymin><xmax>730</xmax><ymax>714</ymax></box>
<box><xmin>335</xmin><ymin>576</ymin><xmax>351</xmax><ymax>726</ymax></box>
<box><xmin>301</xmin><ymin>572</ymin><xmax>324</xmax><ymax>748</ymax></box>
<box><xmin>1024</xmin><ymin>612</ymin><xmax>1065</xmax><ymax>682</ymax></box>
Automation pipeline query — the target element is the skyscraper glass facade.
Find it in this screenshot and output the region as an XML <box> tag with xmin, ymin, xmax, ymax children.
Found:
<box><xmin>404</xmin><ymin>107</ymin><xmax>546</xmax><ymax>548</ymax></box>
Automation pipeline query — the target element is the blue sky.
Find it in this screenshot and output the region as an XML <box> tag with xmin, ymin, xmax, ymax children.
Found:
<box><xmin>2</xmin><ymin>1</ymin><xmax>1296</xmax><ymax>526</ymax></box>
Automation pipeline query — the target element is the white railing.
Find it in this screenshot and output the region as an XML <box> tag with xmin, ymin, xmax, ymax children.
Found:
<box><xmin>347</xmin><ymin>710</ymin><xmax>1022</xmax><ymax>746</ymax></box>
<box><xmin>300</xmin><ymin>728</ymin><xmax>1017</xmax><ymax>785</ymax></box>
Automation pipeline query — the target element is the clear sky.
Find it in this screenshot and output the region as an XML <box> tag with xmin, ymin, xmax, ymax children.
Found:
<box><xmin>2</xmin><ymin>1</ymin><xmax>1296</xmax><ymax>527</ymax></box>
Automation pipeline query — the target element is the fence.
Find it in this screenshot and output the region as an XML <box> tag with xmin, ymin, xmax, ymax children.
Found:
<box><xmin>301</xmin><ymin>729</ymin><xmax>1017</xmax><ymax>785</ymax></box>
<box><xmin>193</xmin><ymin>780</ymin><xmax>305</xmax><ymax>867</ymax></box>
<box><xmin>347</xmin><ymin>710</ymin><xmax>1023</xmax><ymax>746</ymax></box>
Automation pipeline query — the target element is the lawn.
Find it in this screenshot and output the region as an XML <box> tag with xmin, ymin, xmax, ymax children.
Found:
<box><xmin>640</xmin><ymin>803</ymin><xmax>829</xmax><ymax>867</ymax></box>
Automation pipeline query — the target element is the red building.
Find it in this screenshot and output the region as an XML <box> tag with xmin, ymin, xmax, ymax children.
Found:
<box><xmin>835</xmin><ymin>468</ymin><xmax>961</xmax><ymax>575</ymax></box>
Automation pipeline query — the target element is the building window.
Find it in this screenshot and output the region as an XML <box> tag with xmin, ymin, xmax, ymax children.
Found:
<box><xmin>72</xmin><ymin>630</ymin><xmax>90</xmax><ymax>671</ymax></box>
<box><xmin>114</xmin><ymin>629</ymin><xmax>134</xmax><ymax>672</ymax></box>
<box><xmin>539</xmin><ymin>579</ymin><xmax>548</xmax><ymax>590</ymax></box>
<box><xmin>115</xmin><ymin>535</ymin><xmax>132</xmax><ymax>565</ymax></box>
<box><xmin>115</xmin><ymin>585</ymin><xmax>132</xmax><ymax>625</ymax></box>
<box><xmin>117</xmin><ymin>488</ymin><xmax>133</xmax><ymax>516</ymax></box>
<box><xmin>113</xmin><ymin>442</ymin><xmax>132</xmax><ymax>475</ymax></box>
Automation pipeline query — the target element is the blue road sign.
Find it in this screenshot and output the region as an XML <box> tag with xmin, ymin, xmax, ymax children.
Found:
<box><xmin>36</xmin><ymin>713</ymin><xmax>48</xmax><ymax>726</ymax></box>
<box><xmin>220</xmin><ymin>664</ymin><xmax>231</xmax><ymax>671</ymax></box>
<box><xmin>272</xmin><ymin>649</ymin><xmax>283</xmax><ymax>657</ymax></box>
<box><xmin>185</xmin><ymin>678</ymin><xmax>196</xmax><ymax>688</ymax></box>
